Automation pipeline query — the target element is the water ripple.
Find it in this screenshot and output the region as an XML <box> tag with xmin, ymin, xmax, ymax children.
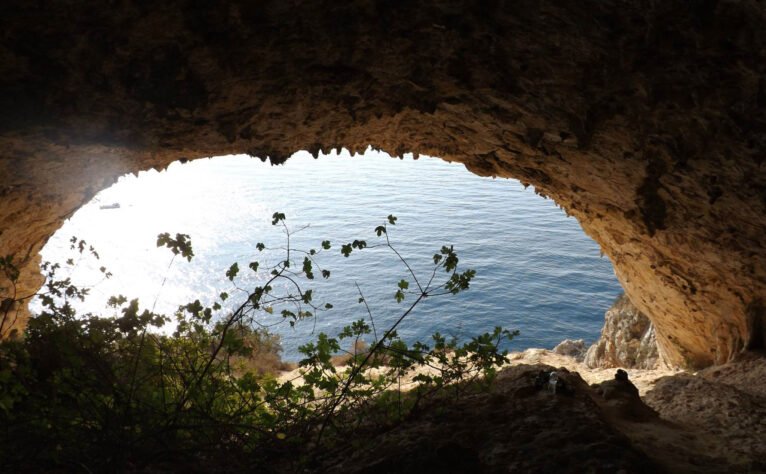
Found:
<box><xmin>35</xmin><ymin>150</ymin><xmax>622</xmax><ymax>359</ymax></box>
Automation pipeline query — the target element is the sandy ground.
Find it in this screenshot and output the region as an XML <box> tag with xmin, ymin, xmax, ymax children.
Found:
<box><xmin>279</xmin><ymin>347</ymin><xmax>681</xmax><ymax>395</ymax></box>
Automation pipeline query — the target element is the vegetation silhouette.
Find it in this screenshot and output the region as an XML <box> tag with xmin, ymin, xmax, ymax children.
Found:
<box><xmin>0</xmin><ymin>213</ymin><xmax>516</xmax><ymax>472</ymax></box>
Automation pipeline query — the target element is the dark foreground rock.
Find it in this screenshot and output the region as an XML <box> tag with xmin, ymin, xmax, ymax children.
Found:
<box><xmin>644</xmin><ymin>352</ymin><xmax>766</xmax><ymax>472</ymax></box>
<box><xmin>313</xmin><ymin>365</ymin><xmax>662</xmax><ymax>474</ymax></box>
<box><xmin>309</xmin><ymin>358</ymin><xmax>766</xmax><ymax>473</ymax></box>
<box><xmin>593</xmin><ymin>369</ymin><xmax>659</xmax><ymax>422</ymax></box>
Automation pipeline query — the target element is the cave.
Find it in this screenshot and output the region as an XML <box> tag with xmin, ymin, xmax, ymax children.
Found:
<box><xmin>1</xmin><ymin>1</ymin><xmax>765</xmax><ymax>371</ymax></box>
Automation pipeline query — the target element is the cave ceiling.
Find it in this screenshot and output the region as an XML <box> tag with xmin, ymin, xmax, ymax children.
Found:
<box><xmin>0</xmin><ymin>0</ymin><xmax>764</xmax><ymax>368</ymax></box>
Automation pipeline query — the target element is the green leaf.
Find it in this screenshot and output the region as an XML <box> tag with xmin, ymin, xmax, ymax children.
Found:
<box><xmin>322</xmin><ymin>269</ymin><xmax>331</xmax><ymax>279</ymax></box>
<box><xmin>341</xmin><ymin>244</ymin><xmax>352</xmax><ymax>257</ymax></box>
<box><xmin>249</xmin><ymin>261</ymin><xmax>259</xmax><ymax>272</ymax></box>
<box><xmin>219</xmin><ymin>292</ymin><xmax>229</xmax><ymax>301</ymax></box>
<box><xmin>324</xmin><ymin>303</ymin><xmax>333</xmax><ymax>309</ymax></box>
<box><xmin>375</xmin><ymin>225</ymin><xmax>386</xmax><ymax>236</ymax></box>
<box><xmin>321</xmin><ymin>240</ymin><xmax>331</xmax><ymax>250</ymax></box>
<box><xmin>303</xmin><ymin>257</ymin><xmax>313</xmax><ymax>279</ymax></box>
<box><xmin>397</xmin><ymin>279</ymin><xmax>409</xmax><ymax>290</ymax></box>
<box><xmin>156</xmin><ymin>232</ymin><xmax>195</xmax><ymax>261</ymax></box>
<box><xmin>226</xmin><ymin>262</ymin><xmax>239</xmax><ymax>281</ymax></box>
<box><xmin>440</xmin><ymin>245</ymin><xmax>459</xmax><ymax>272</ymax></box>
<box><xmin>271</xmin><ymin>212</ymin><xmax>286</xmax><ymax>225</ymax></box>
<box><xmin>302</xmin><ymin>289</ymin><xmax>313</xmax><ymax>303</ymax></box>
<box><xmin>395</xmin><ymin>289</ymin><xmax>405</xmax><ymax>303</ymax></box>
<box><xmin>387</xmin><ymin>214</ymin><xmax>397</xmax><ymax>225</ymax></box>
<box><xmin>256</xmin><ymin>242</ymin><xmax>266</xmax><ymax>251</ymax></box>
<box><xmin>106</xmin><ymin>295</ymin><xmax>127</xmax><ymax>307</ymax></box>
<box><xmin>445</xmin><ymin>269</ymin><xmax>476</xmax><ymax>294</ymax></box>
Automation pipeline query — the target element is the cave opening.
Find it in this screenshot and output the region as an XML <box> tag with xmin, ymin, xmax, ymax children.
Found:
<box><xmin>33</xmin><ymin>148</ymin><xmax>622</xmax><ymax>360</ymax></box>
<box><xmin>0</xmin><ymin>1</ymin><xmax>765</xmax><ymax>469</ymax></box>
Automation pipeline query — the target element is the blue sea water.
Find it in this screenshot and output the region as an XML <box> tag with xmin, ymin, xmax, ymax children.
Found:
<box><xmin>36</xmin><ymin>150</ymin><xmax>623</xmax><ymax>360</ymax></box>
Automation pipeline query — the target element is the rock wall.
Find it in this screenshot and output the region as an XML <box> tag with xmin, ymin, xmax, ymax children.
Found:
<box><xmin>0</xmin><ymin>1</ymin><xmax>765</xmax><ymax>368</ymax></box>
<box><xmin>585</xmin><ymin>294</ymin><xmax>661</xmax><ymax>370</ymax></box>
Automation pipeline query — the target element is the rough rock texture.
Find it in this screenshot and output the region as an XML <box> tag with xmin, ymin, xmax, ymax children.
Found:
<box><xmin>506</xmin><ymin>350</ymin><xmax>766</xmax><ymax>471</ymax></box>
<box><xmin>697</xmin><ymin>350</ymin><xmax>766</xmax><ymax>398</ymax></box>
<box><xmin>315</xmin><ymin>365</ymin><xmax>663</xmax><ymax>473</ymax></box>
<box><xmin>552</xmin><ymin>339</ymin><xmax>587</xmax><ymax>361</ymax></box>
<box><xmin>585</xmin><ymin>294</ymin><xmax>661</xmax><ymax>369</ymax></box>
<box><xmin>508</xmin><ymin>348</ymin><xmax>679</xmax><ymax>395</ymax></box>
<box><xmin>0</xmin><ymin>1</ymin><xmax>765</xmax><ymax>368</ymax></box>
<box><xmin>312</xmin><ymin>363</ymin><xmax>763</xmax><ymax>473</ymax></box>
<box><xmin>644</xmin><ymin>353</ymin><xmax>766</xmax><ymax>472</ymax></box>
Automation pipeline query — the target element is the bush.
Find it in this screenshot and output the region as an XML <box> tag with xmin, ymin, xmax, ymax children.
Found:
<box><xmin>0</xmin><ymin>214</ymin><xmax>516</xmax><ymax>472</ymax></box>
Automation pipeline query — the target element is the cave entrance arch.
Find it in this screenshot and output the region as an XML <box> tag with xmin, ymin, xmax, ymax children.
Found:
<box><xmin>1</xmin><ymin>1</ymin><xmax>764</xmax><ymax>369</ymax></box>
<box><xmin>32</xmin><ymin>150</ymin><xmax>623</xmax><ymax>359</ymax></box>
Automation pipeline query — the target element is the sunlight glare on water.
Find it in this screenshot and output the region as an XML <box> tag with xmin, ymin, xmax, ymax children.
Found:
<box><xmin>35</xmin><ymin>149</ymin><xmax>622</xmax><ymax>359</ymax></box>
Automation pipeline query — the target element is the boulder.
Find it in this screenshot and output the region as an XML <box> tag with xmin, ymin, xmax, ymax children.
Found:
<box><xmin>552</xmin><ymin>339</ymin><xmax>587</xmax><ymax>361</ymax></box>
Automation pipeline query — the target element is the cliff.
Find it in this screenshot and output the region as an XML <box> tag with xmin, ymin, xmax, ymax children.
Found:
<box><xmin>585</xmin><ymin>294</ymin><xmax>661</xmax><ymax>369</ymax></box>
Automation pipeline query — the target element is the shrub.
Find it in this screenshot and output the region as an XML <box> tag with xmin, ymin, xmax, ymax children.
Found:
<box><xmin>0</xmin><ymin>213</ymin><xmax>516</xmax><ymax>471</ymax></box>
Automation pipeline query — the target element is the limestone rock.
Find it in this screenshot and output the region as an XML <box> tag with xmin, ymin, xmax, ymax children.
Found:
<box><xmin>585</xmin><ymin>294</ymin><xmax>660</xmax><ymax>370</ymax></box>
<box><xmin>552</xmin><ymin>339</ymin><xmax>587</xmax><ymax>361</ymax></box>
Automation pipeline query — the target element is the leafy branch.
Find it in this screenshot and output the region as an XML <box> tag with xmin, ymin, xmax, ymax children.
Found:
<box><xmin>0</xmin><ymin>212</ymin><xmax>517</xmax><ymax>472</ymax></box>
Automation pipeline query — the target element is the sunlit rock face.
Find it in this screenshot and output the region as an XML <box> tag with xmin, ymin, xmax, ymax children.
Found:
<box><xmin>0</xmin><ymin>1</ymin><xmax>764</xmax><ymax>368</ymax></box>
<box><xmin>585</xmin><ymin>294</ymin><xmax>660</xmax><ymax>370</ymax></box>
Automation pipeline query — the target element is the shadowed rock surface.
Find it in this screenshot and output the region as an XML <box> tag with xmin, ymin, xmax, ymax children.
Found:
<box><xmin>0</xmin><ymin>1</ymin><xmax>765</xmax><ymax>369</ymax></box>
<box><xmin>314</xmin><ymin>365</ymin><xmax>664</xmax><ymax>474</ymax></box>
<box><xmin>643</xmin><ymin>352</ymin><xmax>766</xmax><ymax>472</ymax></box>
<box><xmin>311</xmin><ymin>360</ymin><xmax>766</xmax><ymax>473</ymax></box>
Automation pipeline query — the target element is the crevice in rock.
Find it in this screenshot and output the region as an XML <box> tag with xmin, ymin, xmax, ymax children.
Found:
<box><xmin>746</xmin><ymin>301</ymin><xmax>765</xmax><ymax>351</ymax></box>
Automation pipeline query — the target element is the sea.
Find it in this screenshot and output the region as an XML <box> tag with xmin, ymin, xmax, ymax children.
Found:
<box><xmin>35</xmin><ymin>149</ymin><xmax>623</xmax><ymax>360</ymax></box>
